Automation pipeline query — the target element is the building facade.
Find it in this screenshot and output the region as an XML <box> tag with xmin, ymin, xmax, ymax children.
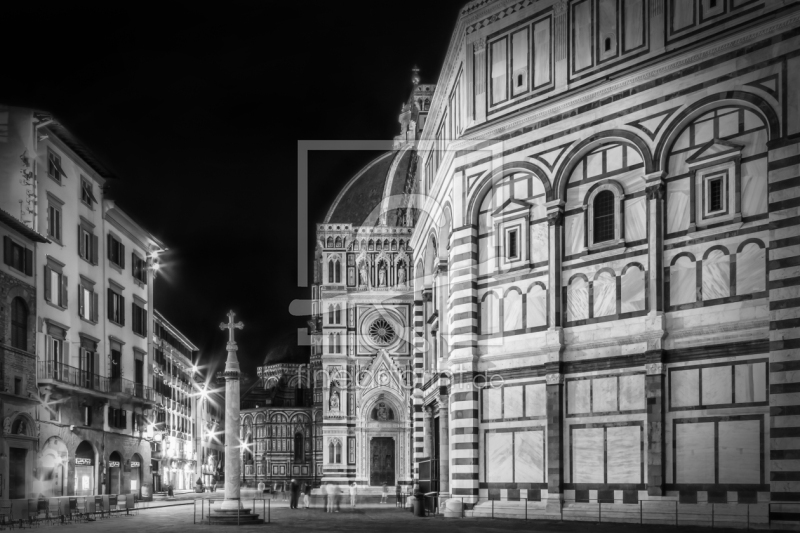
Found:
<box><xmin>151</xmin><ymin>311</ymin><xmax>198</xmax><ymax>492</ymax></box>
<box><xmin>314</xmin><ymin>0</ymin><xmax>800</xmax><ymax>527</ymax></box>
<box><xmin>0</xmin><ymin>210</ymin><xmax>48</xmax><ymax>499</ymax></box>
<box><xmin>0</xmin><ymin>106</ymin><xmax>164</xmax><ymax>499</ymax></box>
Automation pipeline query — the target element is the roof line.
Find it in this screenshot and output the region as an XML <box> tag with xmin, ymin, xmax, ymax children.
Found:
<box><xmin>0</xmin><ymin>209</ymin><xmax>49</xmax><ymax>243</ymax></box>
<box><xmin>323</xmin><ymin>152</ymin><xmax>395</xmax><ymax>224</ymax></box>
<box><xmin>154</xmin><ymin>310</ymin><xmax>199</xmax><ymax>352</ymax></box>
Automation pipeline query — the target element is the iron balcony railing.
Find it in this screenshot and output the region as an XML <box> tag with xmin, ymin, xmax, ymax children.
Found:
<box><xmin>37</xmin><ymin>361</ymin><xmax>154</xmax><ymax>401</ymax></box>
<box><xmin>38</xmin><ymin>360</ymin><xmax>109</xmax><ymax>393</ymax></box>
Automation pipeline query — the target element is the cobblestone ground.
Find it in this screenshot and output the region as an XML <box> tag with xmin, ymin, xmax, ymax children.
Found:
<box><xmin>36</xmin><ymin>499</ymin><xmax>752</xmax><ymax>533</ymax></box>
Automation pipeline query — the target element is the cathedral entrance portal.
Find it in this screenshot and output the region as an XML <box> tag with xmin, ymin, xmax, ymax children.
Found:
<box><xmin>369</xmin><ymin>437</ymin><xmax>395</xmax><ymax>486</ymax></box>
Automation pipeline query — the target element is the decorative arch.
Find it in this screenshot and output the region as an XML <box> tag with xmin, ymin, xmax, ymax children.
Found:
<box><xmin>467</xmin><ymin>161</ymin><xmax>553</xmax><ymax>226</ymax></box>
<box><xmin>593</xmin><ymin>266</ymin><xmax>617</xmax><ymax>281</ymax></box>
<box><xmin>702</xmin><ymin>245</ymin><xmax>730</xmax><ymax>260</ymax></box>
<box><xmin>479</xmin><ymin>291</ymin><xmax>500</xmax><ymax>334</ymax></box>
<box><xmin>567</xmin><ymin>273</ymin><xmax>590</xmax><ymax>322</ymax></box>
<box><xmin>438</xmin><ymin>203</ymin><xmax>453</xmax><ymax>260</ymax></box>
<box><xmin>593</xmin><ymin>269</ymin><xmax>617</xmax><ymax>318</ymax></box>
<box><xmin>655</xmin><ymin>91</ymin><xmax>780</xmax><ymax>170</ymax></box>
<box><xmin>621</xmin><ymin>262</ymin><xmax>646</xmax><ymax>313</ymax></box>
<box><xmin>670</xmin><ymin>251</ymin><xmax>697</xmax><ymax>266</ymax></box>
<box><xmin>553</xmin><ymin>131</ymin><xmax>654</xmax><ymax>201</ymax></box>
<box><xmin>361</xmin><ymin>389</ymin><xmax>406</xmax><ymax>423</ymax></box>
<box><xmin>503</xmin><ymin>286</ymin><xmax>523</xmax><ymax>332</ymax></box>
<box><xmin>6</xmin><ymin>411</ymin><xmax>36</xmax><ymax>437</ymax></box>
<box><xmin>526</xmin><ymin>282</ymin><xmax>548</xmax><ymax>328</ymax></box>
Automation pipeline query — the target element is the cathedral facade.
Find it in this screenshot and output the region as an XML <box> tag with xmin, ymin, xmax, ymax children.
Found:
<box><xmin>309</xmin><ymin>0</ymin><xmax>800</xmax><ymax>526</ymax></box>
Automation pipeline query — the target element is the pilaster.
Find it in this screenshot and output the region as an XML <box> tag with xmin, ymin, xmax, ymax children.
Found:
<box><xmin>545</xmin><ymin>365</ymin><xmax>564</xmax><ymax>518</ymax></box>
<box><xmin>646</xmin><ymin>172</ymin><xmax>666</xmax><ymax>315</ymax></box>
<box><xmin>546</xmin><ymin>201</ymin><xmax>564</xmax><ymax>329</ymax></box>
<box><xmin>438</xmin><ymin>397</ymin><xmax>450</xmax><ymax>497</ymax></box>
<box><xmin>553</xmin><ymin>0</ymin><xmax>569</xmax><ymax>90</ymax></box>
<box><xmin>645</xmin><ymin>351</ymin><xmax>665</xmax><ymax>496</ymax></box>
<box><xmin>472</xmin><ymin>38</ymin><xmax>487</xmax><ymax>125</ymax></box>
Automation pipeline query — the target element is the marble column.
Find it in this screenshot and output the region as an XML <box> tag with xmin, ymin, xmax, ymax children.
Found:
<box><xmin>422</xmin><ymin>407</ymin><xmax>433</xmax><ymax>459</ymax></box>
<box><xmin>645</xmin><ymin>352</ymin><xmax>665</xmax><ymax>496</ymax></box>
<box><xmin>438</xmin><ymin>398</ymin><xmax>450</xmax><ymax>497</ymax></box>
<box><xmin>545</xmin><ymin>365</ymin><xmax>564</xmax><ymax>518</ymax></box>
<box><xmin>645</xmin><ymin>172</ymin><xmax>666</xmax><ymax>314</ymax></box>
<box><xmin>473</xmin><ymin>38</ymin><xmax>487</xmax><ymax>124</ymax></box>
<box><xmin>220</xmin><ymin>311</ymin><xmax>244</xmax><ymax>510</ymax></box>
<box><xmin>546</xmin><ymin>201</ymin><xmax>564</xmax><ymax>329</ymax></box>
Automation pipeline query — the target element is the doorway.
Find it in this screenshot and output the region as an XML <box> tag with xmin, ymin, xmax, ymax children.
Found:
<box><xmin>9</xmin><ymin>448</ymin><xmax>28</xmax><ymax>499</ymax></box>
<box><xmin>369</xmin><ymin>437</ymin><xmax>395</xmax><ymax>486</ymax></box>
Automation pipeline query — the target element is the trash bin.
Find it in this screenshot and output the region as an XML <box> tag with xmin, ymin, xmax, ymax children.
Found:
<box><xmin>413</xmin><ymin>495</ymin><xmax>425</xmax><ymax>517</ymax></box>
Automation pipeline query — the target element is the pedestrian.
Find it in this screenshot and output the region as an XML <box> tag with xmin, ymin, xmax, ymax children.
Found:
<box><xmin>381</xmin><ymin>482</ymin><xmax>388</xmax><ymax>504</ymax></box>
<box><xmin>335</xmin><ymin>484</ymin><xmax>341</xmax><ymax>512</ymax></box>
<box><xmin>290</xmin><ymin>478</ymin><xmax>300</xmax><ymax>509</ymax></box>
<box><xmin>325</xmin><ymin>482</ymin><xmax>336</xmax><ymax>512</ymax></box>
<box><xmin>395</xmin><ymin>484</ymin><xmax>401</xmax><ymax>507</ymax></box>
<box><xmin>322</xmin><ymin>482</ymin><xmax>329</xmax><ymax>512</ymax></box>
<box><xmin>273</xmin><ymin>481</ymin><xmax>278</xmax><ymax>498</ymax></box>
<box><xmin>282</xmin><ymin>481</ymin><xmax>288</xmax><ymax>502</ymax></box>
<box><xmin>303</xmin><ymin>482</ymin><xmax>310</xmax><ymax>509</ymax></box>
<box><xmin>349</xmin><ymin>482</ymin><xmax>357</xmax><ymax>508</ymax></box>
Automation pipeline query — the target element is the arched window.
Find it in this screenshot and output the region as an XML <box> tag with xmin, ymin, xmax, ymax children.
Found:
<box><xmin>334</xmin><ymin>304</ymin><xmax>341</xmax><ymax>324</ymax></box>
<box><xmin>329</xmin><ymin>439</ymin><xmax>342</xmax><ymax>463</ymax></box>
<box><xmin>593</xmin><ymin>190</ymin><xmax>615</xmax><ymax>244</ymax></box>
<box><xmin>11</xmin><ymin>297</ymin><xmax>28</xmax><ymax>350</ymax></box>
<box><xmin>334</xmin><ymin>237</ymin><xmax>342</xmax><ymax>248</ymax></box>
<box><xmin>328</xmin><ymin>333</ymin><xmax>335</xmax><ymax>353</ymax></box>
<box><xmin>328</xmin><ymin>260</ymin><xmax>334</xmax><ymax>284</ymax></box>
<box><xmin>326</xmin><ymin>237</ymin><xmax>334</xmax><ymax>248</ymax></box>
<box><xmin>294</xmin><ymin>433</ymin><xmax>304</xmax><ymax>462</ymax></box>
<box><xmin>335</xmin><ymin>260</ymin><xmax>341</xmax><ymax>284</ymax></box>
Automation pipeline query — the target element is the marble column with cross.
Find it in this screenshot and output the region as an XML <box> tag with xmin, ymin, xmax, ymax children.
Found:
<box><xmin>220</xmin><ymin>310</ymin><xmax>244</xmax><ymax>510</ymax></box>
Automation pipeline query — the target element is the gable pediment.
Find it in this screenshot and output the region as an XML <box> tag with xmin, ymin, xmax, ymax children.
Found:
<box><xmin>686</xmin><ymin>138</ymin><xmax>743</xmax><ymax>165</ymax></box>
<box><xmin>491</xmin><ymin>198</ymin><xmax>532</xmax><ymax>218</ymax></box>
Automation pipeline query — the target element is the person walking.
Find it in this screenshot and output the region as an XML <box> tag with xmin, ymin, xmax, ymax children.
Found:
<box><xmin>381</xmin><ymin>482</ymin><xmax>388</xmax><ymax>504</ymax></box>
<box><xmin>290</xmin><ymin>478</ymin><xmax>300</xmax><ymax>509</ymax></box>
<box><xmin>325</xmin><ymin>482</ymin><xmax>336</xmax><ymax>513</ymax></box>
<box><xmin>335</xmin><ymin>484</ymin><xmax>341</xmax><ymax>512</ymax></box>
<box><xmin>303</xmin><ymin>482</ymin><xmax>311</xmax><ymax>509</ymax></box>
<box><xmin>283</xmin><ymin>480</ymin><xmax>289</xmax><ymax>502</ymax></box>
<box><xmin>349</xmin><ymin>482</ymin><xmax>357</xmax><ymax>508</ymax></box>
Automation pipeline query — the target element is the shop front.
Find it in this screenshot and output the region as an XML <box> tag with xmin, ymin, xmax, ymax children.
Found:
<box><xmin>38</xmin><ymin>436</ymin><xmax>68</xmax><ymax>498</ymax></box>
<box><xmin>74</xmin><ymin>441</ymin><xmax>95</xmax><ymax>496</ymax></box>
<box><xmin>108</xmin><ymin>451</ymin><xmax>122</xmax><ymax>494</ymax></box>
<box><xmin>130</xmin><ymin>454</ymin><xmax>143</xmax><ymax>496</ymax></box>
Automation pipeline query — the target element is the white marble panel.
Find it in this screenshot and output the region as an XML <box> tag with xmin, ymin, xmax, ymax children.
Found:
<box><xmin>525</xmin><ymin>383</ymin><xmax>546</xmax><ymax>417</ymax></box>
<box><xmin>621</xmin><ymin>267</ymin><xmax>645</xmax><ymax>313</ymax></box>
<box><xmin>479</xmin><ymin>210</ymin><xmax>491</xmax><ymax>233</ymax></box>
<box><xmin>504</xmin><ymin>290</ymin><xmax>523</xmax><ymax>332</ymax></box>
<box><xmin>627</xmin><ymin>145</ymin><xmax>643</xmax><ymax>166</ymax></box>
<box><xmin>736</xmin><ymin>243</ymin><xmax>766</xmax><ymax>295</ymax></box>
<box><xmin>505</xmin><ymin>386</ymin><xmax>524</xmax><ymax>419</ymax></box>
<box><xmin>741</xmin><ymin>161</ymin><xmax>768</xmax><ymax>217</ymax></box>
<box><xmin>478</xmin><ymin>236</ymin><xmax>493</xmax><ymax>277</ymax></box>
<box><xmin>718</xmin><ymin>420</ymin><xmax>761</xmax><ymax>484</ymax></box>
<box><xmin>735</xmin><ymin>362</ymin><xmax>767</xmax><ymax>403</ymax></box>
<box><xmin>701</xmin><ymin>366</ymin><xmax>732</xmax><ymax>405</ymax></box>
<box><xmin>615</xmin><ymin>167</ymin><xmax>646</xmax><ymax>194</ymax></box>
<box><xmin>606</xmin><ymin>145</ymin><xmax>624</xmax><ymax>172</ymax></box>
<box><xmin>666</xmin><ymin>179</ymin><xmax>690</xmax><ymax>234</ymax></box>
<box><xmin>593</xmin><ymin>377</ymin><xmax>618</xmax><ymax>412</ymax></box>
<box><xmin>531</xmin><ymin>176</ymin><xmax>547</xmax><ymax>198</ymax></box>
<box><xmin>486</xmin><ymin>432</ymin><xmax>514</xmax><ymax>482</ymax></box>
<box><xmin>484</xmin><ymin>387</ymin><xmax>502</xmax><ymax>420</ymax></box>
<box><xmin>671</xmin><ymin>368</ymin><xmax>700</xmax><ymax>408</ymax></box>
<box><xmin>593</xmin><ymin>272</ymin><xmax>617</xmax><ymax>318</ymax></box>
<box><xmin>695</xmin><ymin>118</ymin><xmax>714</xmax><ymax>145</ymax></box>
<box><xmin>586</xmin><ymin>151</ymin><xmax>604</xmax><ymax>178</ymax></box>
<box><xmin>669</xmin><ymin>256</ymin><xmax>696</xmax><ymax>306</ymax></box>
<box><xmin>702</xmin><ymin>250</ymin><xmax>730</xmax><ymax>300</ymax></box>
<box><xmin>526</xmin><ymin>285</ymin><xmax>547</xmax><ymax>328</ymax></box>
<box><xmin>624</xmin><ymin>196</ymin><xmax>647</xmax><ymax>242</ymax></box>
<box><xmin>607</xmin><ymin>426</ymin><xmax>641</xmax><ymax>483</ymax></box>
<box><xmin>675</xmin><ymin>422</ymin><xmax>715</xmax><ymax>483</ymax></box>
<box><xmin>515</xmin><ymin>431</ymin><xmax>545</xmax><ymax>483</ymax></box>
<box><xmin>573</xmin><ymin>428</ymin><xmax>605</xmax><ymax>483</ymax></box>
<box><xmin>568</xmin><ymin>277</ymin><xmax>589</xmax><ymax>322</ymax></box>
<box><xmin>514</xmin><ymin>179</ymin><xmax>528</xmax><ymax>199</ymax></box>
<box><xmin>619</xmin><ymin>374</ymin><xmax>645</xmax><ymax>411</ymax></box>
<box><xmin>565</xmin><ymin>214</ymin><xmax>585</xmax><ymax>256</ymax></box>
<box><xmin>718</xmin><ymin>110</ymin><xmax>740</xmax><ymax>138</ymax></box>
<box><xmin>568</xmin><ymin>379</ymin><xmax>591</xmax><ymax>414</ymax></box>
<box><xmin>744</xmin><ymin>109</ymin><xmax>762</xmax><ymax>132</ymax></box>
<box><xmin>530</xmin><ymin>223</ymin><xmax>548</xmax><ymax>263</ymax></box>
<box><xmin>672</xmin><ymin>128</ymin><xmax>690</xmax><ymax>152</ymax></box>
<box><xmin>569</xmin><ymin>161</ymin><xmax>584</xmax><ymax>184</ymax></box>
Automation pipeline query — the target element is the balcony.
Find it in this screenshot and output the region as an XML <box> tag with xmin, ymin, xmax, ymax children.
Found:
<box><xmin>109</xmin><ymin>377</ymin><xmax>156</xmax><ymax>403</ymax></box>
<box><xmin>37</xmin><ymin>360</ymin><xmax>110</xmax><ymax>397</ymax></box>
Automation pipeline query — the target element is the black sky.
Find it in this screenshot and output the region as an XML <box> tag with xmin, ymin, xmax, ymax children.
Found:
<box><xmin>2</xmin><ymin>1</ymin><xmax>465</xmax><ymax>379</ymax></box>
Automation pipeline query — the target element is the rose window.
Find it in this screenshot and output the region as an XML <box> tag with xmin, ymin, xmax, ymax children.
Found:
<box><xmin>368</xmin><ymin>318</ymin><xmax>396</xmax><ymax>345</ymax></box>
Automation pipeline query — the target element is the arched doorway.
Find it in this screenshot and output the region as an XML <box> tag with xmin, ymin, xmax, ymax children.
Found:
<box><xmin>38</xmin><ymin>435</ymin><xmax>68</xmax><ymax>498</ymax></box>
<box><xmin>74</xmin><ymin>441</ymin><xmax>95</xmax><ymax>496</ymax></box>
<box><xmin>130</xmin><ymin>454</ymin><xmax>143</xmax><ymax>496</ymax></box>
<box><xmin>108</xmin><ymin>451</ymin><xmax>122</xmax><ymax>494</ymax></box>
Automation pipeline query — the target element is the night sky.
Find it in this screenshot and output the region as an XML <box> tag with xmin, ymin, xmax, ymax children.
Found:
<box><xmin>2</xmin><ymin>1</ymin><xmax>465</xmax><ymax>380</ymax></box>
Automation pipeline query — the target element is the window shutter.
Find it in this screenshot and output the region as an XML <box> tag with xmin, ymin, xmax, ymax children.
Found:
<box><xmin>78</xmin><ymin>226</ymin><xmax>85</xmax><ymax>258</ymax></box>
<box><xmin>44</xmin><ymin>266</ymin><xmax>52</xmax><ymax>301</ymax></box>
<box><xmin>24</xmin><ymin>248</ymin><xmax>33</xmax><ymax>276</ymax></box>
<box><xmin>45</xmin><ymin>334</ymin><xmax>52</xmax><ymax>362</ymax></box>
<box><xmin>107</xmin><ymin>288</ymin><xmax>113</xmax><ymax>320</ymax></box>
<box><xmin>79</xmin><ymin>285</ymin><xmax>85</xmax><ymax>317</ymax></box>
<box><xmin>107</xmin><ymin>234</ymin><xmax>113</xmax><ymax>260</ymax></box>
<box><xmin>122</xmin><ymin>410</ymin><xmax>127</xmax><ymax>430</ymax></box>
<box><xmin>121</xmin><ymin>295</ymin><xmax>126</xmax><ymax>326</ymax></box>
<box><xmin>62</xmin><ymin>338</ymin><xmax>69</xmax><ymax>365</ymax></box>
<box><xmin>120</xmin><ymin>244</ymin><xmax>125</xmax><ymax>269</ymax></box>
<box><xmin>92</xmin><ymin>292</ymin><xmax>99</xmax><ymax>323</ymax></box>
<box><xmin>61</xmin><ymin>275</ymin><xmax>68</xmax><ymax>308</ymax></box>
<box><xmin>91</xmin><ymin>234</ymin><xmax>98</xmax><ymax>265</ymax></box>
<box><xmin>3</xmin><ymin>236</ymin><xmax>11</xmax><ymax>266</ymax></box>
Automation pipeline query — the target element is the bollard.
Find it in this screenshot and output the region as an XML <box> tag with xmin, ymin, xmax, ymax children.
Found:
<box><xmin>712</xmin><ymin>503</ymin><xmax>714</xmax><ymax>528</ymax></box>
<box><xmin>675</xmin><ymin>500</ymin><xmax>678</xmax><ymax>526</ymax></box>
<box><xmin>268</xmin><ymin>498</ymin><xmax>271</xmax><ymax>523</ymax></box>
<box><xmin>747</xmin><ymin>503</ymin><xmax>750</xmax><ymax>530</ymax></box>
<box><xmin>640</xmin><ymin>500</ymin><xmax>643</xmax><ymax>524</ymax></box>
<box><xmin>525</xmin><ymin>497</ymin><xmax>528</xmax><ymax>521</ymax></box>
<box><xmin>193</xmin><ymin>499</ymin><xmax>196</xmax><ymax>525</ymax></box>
<box><xmin>492</xmin><ymin>498</ymin><xmax>494</xmax><ymax>519</ymax></box>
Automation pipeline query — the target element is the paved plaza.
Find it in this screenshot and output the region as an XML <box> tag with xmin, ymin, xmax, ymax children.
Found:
<box><xmin>33</xmin><ymin>500</ymin><xmax>764</xmax><ymax>533</ymax></box>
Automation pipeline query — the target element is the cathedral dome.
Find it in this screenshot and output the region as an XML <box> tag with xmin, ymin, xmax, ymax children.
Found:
<box><xmin>262</xmin><ymin>339</ymin><xmax>309</xmax><ymax>367</ymax></box>
<box><xmin>324</xmin><ymin>146</ymin><xmax>416</xmax><ymax>227</ymax></box>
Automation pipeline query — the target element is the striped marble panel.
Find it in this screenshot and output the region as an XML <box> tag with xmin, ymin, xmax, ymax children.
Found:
<box><xmin>607</xmin><ymin>425</ymin><xmax>641</xmax><ymax>483</ymax></box>
<box><xmin>718</xmin><ymin>419</ymin><xmax>761</xmax><ymax>484</ymax></box>
<box><xmin>573</xmin><ymin>428</ymin><xmax>604</xmax><ymax>483</ymax></box>
<box><xmin>675</xmin><ymin>422</ymin><xmax>715</xmax><ymax>484</ymax></box>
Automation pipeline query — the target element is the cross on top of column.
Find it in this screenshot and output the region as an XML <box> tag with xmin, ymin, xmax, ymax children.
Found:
<box><xmin>219</xmin><ymin>310</ymin><xmax>244</xmax><ymax>345</ymax></box>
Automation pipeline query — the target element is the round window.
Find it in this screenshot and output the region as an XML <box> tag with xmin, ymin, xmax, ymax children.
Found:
<box><xmin>368</xmin><ymin>318</ymin><xmax>396</xmax><ymax>345</ymax></box>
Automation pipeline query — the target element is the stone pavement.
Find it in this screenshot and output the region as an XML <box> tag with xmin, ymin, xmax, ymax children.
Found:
<box><xmin>39</xmin><ymin>500</ymin><xmax>759</xmax><ymax>533</ymax></box>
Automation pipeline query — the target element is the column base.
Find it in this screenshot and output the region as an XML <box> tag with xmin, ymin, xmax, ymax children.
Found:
<box><xmin>220</xmin><ymin>498</ymin><xmax>242</xmax><ymax>510</ymax></box>
<box><xmin>544</xmin><ymin>494</ymin><xmax>564</xmax><ymax>520</ymax></box>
